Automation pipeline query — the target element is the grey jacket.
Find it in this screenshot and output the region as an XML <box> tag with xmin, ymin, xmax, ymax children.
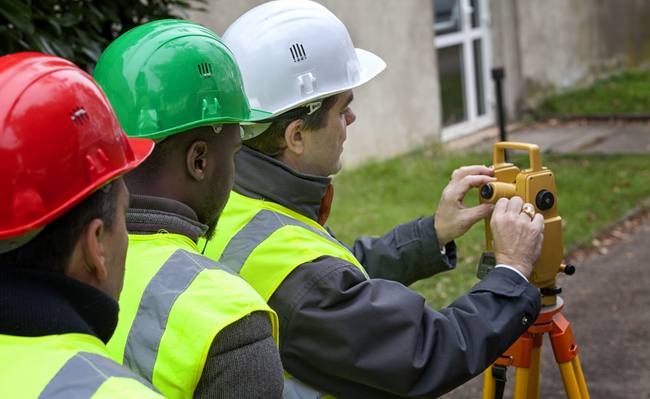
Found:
<box><xmin>127</xmin><ymin>195</ymin><xmax>283</xmax><ymax>399</ymax></box>
<box><xmin>230</xmin><ymin>146</ymin><xmax>541</xmax><ymax>398</ymax></box>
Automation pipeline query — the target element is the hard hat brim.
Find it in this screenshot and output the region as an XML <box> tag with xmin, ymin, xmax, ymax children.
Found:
<box><xmin>355</xmin><ymin>48</ymin><xmax>387</xmax><ymax>87</ymax></box>
<box><xmin>126</xmin><ymin>137</ymin><xmax>156</xmax><ymax>170</ymax></box>
<box><xmin>248</xmin><ymin>108</ymin><xmax>275</xmax><ymax>122</ymax></box>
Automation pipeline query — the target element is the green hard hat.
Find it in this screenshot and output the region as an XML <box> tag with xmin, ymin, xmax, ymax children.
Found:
<box><xmin>94</xmin><ymin>19</ymin><xmax>270</xmax><ymax>140</ymax></box>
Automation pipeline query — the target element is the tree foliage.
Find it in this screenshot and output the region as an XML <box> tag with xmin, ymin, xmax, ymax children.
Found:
<box><xmin>0</xmin><ymin>0</ymin><xmax>205</xmax><ymax>71</ymax></box>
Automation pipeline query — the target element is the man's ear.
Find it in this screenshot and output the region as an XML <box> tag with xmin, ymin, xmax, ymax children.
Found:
<box><xmin>284</xmin><ymin>119</ymin><xmax>305</xmax><ymax>156</ymax></box>
<box><xmin>80</xmin><ymin>218</ymin><xmax>109</xmax><ymax>283</ymax></box>
<box><xmin>186</xmin><ymin>140</ymin><xmax>209</xmax><ymax>181</ymax></box>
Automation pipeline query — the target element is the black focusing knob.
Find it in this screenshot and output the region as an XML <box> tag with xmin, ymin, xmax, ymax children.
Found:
<box><xmin>564</xmin><ymin>264</ymin><xmax>576</xmax><ymax>275</ymax></box>
<box><xmin>536</xmin><ymin>190</ymin><xmax>555</xmax><ymax>210</ymax></box>
<box><xmin>480</xmin><ymin>184</ymin><xmax>494</xmax><ymax>199</ymax></box>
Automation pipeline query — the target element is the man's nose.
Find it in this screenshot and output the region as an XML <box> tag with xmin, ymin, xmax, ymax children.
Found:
<box><xmin>346</xmin><ymin>110</ymin><xmax>356</xmax><ymax>125</ymax></box>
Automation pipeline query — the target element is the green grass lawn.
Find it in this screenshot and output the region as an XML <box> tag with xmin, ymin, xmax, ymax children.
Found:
<box><xmin>536</xmin><ymin>69</ymin><xmax>650</xmax><ymax>119</ymax></box>
<box><xmin>328</xmin><ymin>145</ymin><xmax>650</xmax><ymax>308</ymax></box>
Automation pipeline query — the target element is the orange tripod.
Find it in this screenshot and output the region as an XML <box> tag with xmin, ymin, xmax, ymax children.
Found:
<box><xmin>482</xmin><ymin>296</ymin><xmax>589</xmax><ymax>399</ymax></box>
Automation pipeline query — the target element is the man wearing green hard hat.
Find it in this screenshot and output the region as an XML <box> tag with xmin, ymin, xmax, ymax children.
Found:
<box><xmin>94</xmin><ymin>19</ymin><xmax>282</xmax><ymax>398</ymax></box>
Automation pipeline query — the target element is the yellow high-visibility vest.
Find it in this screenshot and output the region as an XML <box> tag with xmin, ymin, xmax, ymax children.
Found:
<box><xmin>108</xmin><ymin>232</ymin><xmax>279</xmax><ymax>398</ymax></box>
<box><xmin>202</xmin><ymin>191</ymin><xmax>368</xmax><ymax>398</ymax></box>
<box><xmin>0</xmin><ymin>333</ymin><xmax>162</xmax><ymax>398</ymax></box>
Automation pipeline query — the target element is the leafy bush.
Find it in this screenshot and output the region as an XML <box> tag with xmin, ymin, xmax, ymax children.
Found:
<box><xmin>0</xmin><ymin>0</ymin><xmax>205</xmax><ymax>71</ymax></box>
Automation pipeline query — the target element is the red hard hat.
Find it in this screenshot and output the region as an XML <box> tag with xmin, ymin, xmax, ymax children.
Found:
<box><xmin>0</xmin><ymin>52</ymin><xmax>154</xmax><ymax>243</ymax></box>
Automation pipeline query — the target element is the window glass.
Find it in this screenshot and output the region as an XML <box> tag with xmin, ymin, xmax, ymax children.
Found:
<box><xmin>437</xmin><ymin>44</ymin><xmax>467</xmax><ymax>126</ymax></box>
<box><xmin>434</xmin><ymin>0</ymin><xmax>461</xmax><ymax>35</ymax></box>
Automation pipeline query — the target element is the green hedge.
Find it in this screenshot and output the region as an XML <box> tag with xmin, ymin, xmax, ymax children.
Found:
<box><xmin>0</xmin><ymin>0</ymin><xmax>204</xmax><ymax>71</ymax></box>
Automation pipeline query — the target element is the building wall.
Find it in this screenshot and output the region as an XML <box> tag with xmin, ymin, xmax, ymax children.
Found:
<box><xmin>492</xmin><ymin>0</ymin><xmax>650</xmax><ymax>112</ymax></box>
<box><xmin>489</xmin><ymin>0</ymin><xmax>525</xmax><ymax>119</ymax></box>
<box><xmin>186</xmin><ymin>0</ymin><xmax>441</xmax><ymax>167</ymax></box>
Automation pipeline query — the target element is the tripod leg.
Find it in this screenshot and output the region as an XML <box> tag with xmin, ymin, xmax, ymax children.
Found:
<box><xmin>483</xmin><ymin>364</ymin><xmax>508</xmax><ymax>399</ymax></box>
<box><xmin>559</xmin><ymin>360</ymin><xmax>583</xmax><ymax>398</ymax></box>
<box><xmin>550</xmin><ymin>312</ymin><xmax>590</xmax><ymax>398</ymax></box>
<box><xmin>482</xmin><ymin>365</ymin><xmax>496</xmax><ymax>399</ymax></box>
<box><xmin>571</xmin><ymin>355</ymin><xmax>590</xmax><ymax>399</ymax></box>
<box><xmin>512</xmin><ymin>366</ymin><xmax>529</xmax><ymax>399</ymax></box>
<box><xmin>525</xmin><ymin>340</ymin><xmax>543</xmax><ymax>399</ymax></box>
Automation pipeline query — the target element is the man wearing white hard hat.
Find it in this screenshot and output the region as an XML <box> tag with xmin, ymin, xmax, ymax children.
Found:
<box><xmin>203</xmin><ymin>1</ymin><xmax>544</xmax><ymax>397</ymax></box>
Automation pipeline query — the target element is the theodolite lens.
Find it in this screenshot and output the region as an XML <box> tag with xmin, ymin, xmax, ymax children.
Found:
<box><xmin>536</xmin><ymin>190</ymin><xmax>555</xmax><ymax>210</ymax></box>
<box><xmin>480</xmin><ymin>184</ymin><xmax>494</xmax><ymax>199</ymax></box>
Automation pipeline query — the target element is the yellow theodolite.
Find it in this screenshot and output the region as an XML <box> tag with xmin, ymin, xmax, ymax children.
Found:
<box><xmin>477</xmin><ymin>141</ymin><xmax>574</xmax><ymax>305</ymax></box>
<box><xmin>477</xmin><ymin>142</ymin><xmax>589</xmax><ymax>399</ymax></box>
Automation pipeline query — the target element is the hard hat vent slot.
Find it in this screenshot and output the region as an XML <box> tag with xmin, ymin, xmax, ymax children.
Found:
<box><xmin>70</xmin><ymin>107</ymin><xmax>88</xmax><ymax>124</ymax></box>
<box><xmin>197</xmin><ymin>62</ymin><xmax>213</xmax><ymax>79</ymax></box>
<box><xmin>290</xmin><ymin>43</ymin><xmax>307</xmax><ymax>63</ymax></box>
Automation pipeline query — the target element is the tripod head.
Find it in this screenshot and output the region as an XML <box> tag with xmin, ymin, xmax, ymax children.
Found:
<box><xmin>477</xmin><ymin>142</ymin><xmax>574</xmax><ymax>306</ymax></box>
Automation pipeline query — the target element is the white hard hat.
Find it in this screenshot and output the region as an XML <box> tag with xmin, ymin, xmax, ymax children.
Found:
<box><xmin>223</xmin><ymin>0</ymin><xmax>386</xmax><ymax>119</ymax></box>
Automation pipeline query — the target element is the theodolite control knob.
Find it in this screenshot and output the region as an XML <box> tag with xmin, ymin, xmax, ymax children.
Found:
<box><xmin>536</xmin><ymin>190</ymin><xmax>555</xmax><ymax>210</ymax></box>
<box><xmin>561</xmin><ymin>263</ymin><xmax>576</xmax><ymax>275</ymax></box>
<box><xmin>480</xmin><ymin>184</ymin><xmax>493</xmax><ymax>199</ymax></box>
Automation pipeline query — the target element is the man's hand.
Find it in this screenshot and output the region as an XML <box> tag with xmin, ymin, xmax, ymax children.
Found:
<box><xmin>490</xmin><ymin>197</ymin><xmax>545</xmax><ymax>278</ymax></box>
<box><xmin>434</xmin><ymin>165</ymin><xmax>496</xmax><ymax>245</ymax></box>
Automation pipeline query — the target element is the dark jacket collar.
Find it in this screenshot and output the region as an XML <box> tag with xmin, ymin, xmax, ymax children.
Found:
<box><xmin>0</xmin><ymin>268</ymin><xmax>118</xmax><ymax>343</ymax></box>
<box><xmin>234</xmin><ymin>146</ymin><xmax>331</xmax><ymax>222</ymax></box>
<box><xmin>127</xmin><ymin>194</ymin><xmax>208</xmax><ymax>242</ymax></box>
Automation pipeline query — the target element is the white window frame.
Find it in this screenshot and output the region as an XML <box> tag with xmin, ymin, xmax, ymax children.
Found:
<box><xmin>435</xmin><ymin>0</ymin><xmax>494</xmax><ymax>141</ymax></box>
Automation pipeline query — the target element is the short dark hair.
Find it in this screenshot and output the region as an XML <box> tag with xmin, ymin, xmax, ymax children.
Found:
<box><xmin>0</xmin><ymin>182</ymin><xmax>120</xmax><ymax>274</ymax></box>
<box><xmin>244</xmin><ymin>94</ymin><xmax>339</xmax><ymax>157</ymax></box>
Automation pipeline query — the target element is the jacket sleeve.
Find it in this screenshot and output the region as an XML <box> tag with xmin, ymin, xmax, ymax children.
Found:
<box><xmin>193</xmin><ymin>311</ymin><xmax>284</xmax><ymax>399</ymax></box>
<box><xmin>337</xmin><ymin>216</ymin><xmax>456</xmax><ymax>286</ymax></box>
<box><xmin>269</xmin><ymin>258</ymin><xmax>541</xmax><ymax>399</ymax></box>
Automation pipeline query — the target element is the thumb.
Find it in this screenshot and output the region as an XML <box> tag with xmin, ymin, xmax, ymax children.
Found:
<box><xmin>463</xmin><ymin>203</ymin><xmax>494</xmax><ymax>225</ymax></box>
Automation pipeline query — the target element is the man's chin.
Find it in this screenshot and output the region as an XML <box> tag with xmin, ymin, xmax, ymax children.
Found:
<box><xmin>204</xmin><ymin>211</ymin><xmax>223</xmax><ymax>241</ymax></box>
<box><xmin>331</xmin><ymin>160</ymin><xmax>343</xmax><ymax>176</ymax></box>
<box><xmin>204</xmin><ymin>225</ymin><xmax>217</xmax><ymax>241</ymax></box>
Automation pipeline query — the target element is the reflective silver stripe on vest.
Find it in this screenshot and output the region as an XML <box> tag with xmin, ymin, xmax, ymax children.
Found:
<box><xmin>39</xmin><ymin>351</ymin><xmax>156</xmax><ymax>398</ymax></box>
<box><xmin>123</xmin><ymin>249</ymin><xmax>233</xmax><ymax>381</ymax></box>
<box><xmin>219</xmin><ymin>209</ymin><xmax>341</xmax><ymax>273</ymax></box>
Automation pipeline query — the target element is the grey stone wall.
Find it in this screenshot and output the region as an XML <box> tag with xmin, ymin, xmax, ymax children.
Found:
<box><xmin>491</xmin><ymin>0</ymin><xmax>650</xmax><ymax>113</ymax></box>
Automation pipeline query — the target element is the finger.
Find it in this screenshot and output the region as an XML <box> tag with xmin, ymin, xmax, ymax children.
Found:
<box><xmin>493</xmin><ymin>197</ymin><xmax>509</xmax><ymax>216</ymax></box>
<box><xmin>449</xmin><ymin>175</ymin><xmax>496</xmax><ymax>200</ymax></box>
<box><xmin>464</xmin><ymin>203</ymin><xmax>495</xmax><ymax>224</ymax></box>
<box><xmin>506</xmin><ymin>196</ymin><xmax>524</xmax><ymax>214</ymax></box>
<box><xmin>450</xmin><ymin>165</ymin><xmax>494</xmax><ymax>182</ymax></box>
<box><xmin>532</xmin><ymin>213</ymin><xmax>545</xmax><ymax>232</ymax></box>
<box><xmin>520</xmin><ymin>203</ymin><xmax>536</xmax><ymax>220</ymax></box>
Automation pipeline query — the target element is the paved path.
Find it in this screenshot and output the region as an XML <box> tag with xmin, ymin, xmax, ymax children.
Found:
<box><xmin>469</xmin><ymin>122</ymin><xmax>650</xmax><ymax>154</ymax></box>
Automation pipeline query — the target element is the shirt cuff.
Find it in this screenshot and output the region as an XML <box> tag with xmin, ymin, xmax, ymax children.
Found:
<box><xmin>495</xmin><ymin>264</ymin><xmax>529</xmax><ymax>283</ymax></box>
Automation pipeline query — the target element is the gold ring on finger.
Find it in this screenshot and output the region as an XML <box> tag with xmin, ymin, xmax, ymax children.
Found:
<box><xmin>521</xmin><ymin>203</ymin><xmax>535</xmax><ymax>220</ymax></box>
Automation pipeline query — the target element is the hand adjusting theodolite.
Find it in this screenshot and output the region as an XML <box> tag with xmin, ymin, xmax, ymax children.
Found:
<box><xmin>477</xmin><ymin>142</ymin><xmax>589</xmax><ymax>399</ymax></box>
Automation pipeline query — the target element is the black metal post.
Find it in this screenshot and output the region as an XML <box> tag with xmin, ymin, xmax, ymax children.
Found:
<box><xmin>491</xmin><ymin>67</ymin><xmax>508</xmax><ymax>161</ymax></box>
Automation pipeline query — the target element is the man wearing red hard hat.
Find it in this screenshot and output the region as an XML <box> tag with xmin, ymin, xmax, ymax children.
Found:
<box><xmin>0</xmin><ymin>52</ymin><xmax>161</xmax><ymax>398</ymax></box>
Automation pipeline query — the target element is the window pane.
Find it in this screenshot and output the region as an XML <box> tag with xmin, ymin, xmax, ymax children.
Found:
<box><xmin>473</xmin><ymin>39</ymin><xmax>486</xmax><ymax>116</ymax></box>
<box><xmin>470</xmin><ymin>0</ymin><xmax>480</xmax><ymax>28</ymax></box>
<box><xmin>434</xmin><ymin>0</ymin><xmax>461</xmax><ymax>35</ymax></box>
<box><xmin>437</xmin><ymin>44</ymin><xmax>466</xmax><ymax>126</ymax></box>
